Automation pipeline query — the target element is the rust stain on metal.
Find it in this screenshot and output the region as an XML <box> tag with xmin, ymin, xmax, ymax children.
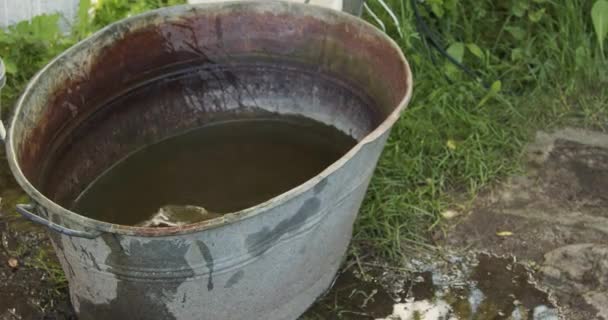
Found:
<box><xmin>5</xmin><ymin>3</ymin><xmax>413</xmax><ymax>319</ymax></box>
<box><xmin>18</xmin><ymin>9</ymin><xmax>407</xmax><ymax>206</ymax></box>
<box><xmin>11</xmin><ymin>2</ymin><xmax>411</xmax><ymax>238</ymax></box>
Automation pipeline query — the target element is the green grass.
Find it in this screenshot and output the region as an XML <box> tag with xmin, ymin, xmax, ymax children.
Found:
<box><xmin>0</xmin><ymin>0</ymin><xmax>606</xmax><ymax>263</ymax></box>
<box><xmin>355</xmin><ymin>0</ymin><xmax>608</xmax><ymax>259</ymax></box>
<box><xmin>27</xmin><ymin>247</ymin><xmax>69</xmax><ymax>293</ymax></box>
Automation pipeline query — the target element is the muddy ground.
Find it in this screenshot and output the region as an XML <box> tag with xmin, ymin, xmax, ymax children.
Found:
<box><xmin>1</xmin><ymin>127</ymin><xmax>607</xmax><ymax>319</ymax></box>
<box><xmin>0</xmin><ymin>149</ymin><xmax>74</xmax><ymax>319</ymax></box>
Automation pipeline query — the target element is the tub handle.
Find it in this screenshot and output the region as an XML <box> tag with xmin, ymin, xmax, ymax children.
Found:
<box><xmin>0</xmin><ymin>58</ymin><xmax>98</xmax><ymax>240</ymax></box>
<box><xmin>16</xmin><ymin>204</ymin><xmax>102</xmax><ymax>239</ymax></box>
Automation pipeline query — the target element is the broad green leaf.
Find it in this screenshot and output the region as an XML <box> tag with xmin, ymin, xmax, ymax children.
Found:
<box><xmin>447</xmin><ymin>42</ymin><xmax>465</xmax><ymax>63</ymax></box>
<box><xmin>3</xmin><ymin>58</ymin><xmax>18</xmax><ymax>75</ymax></box>
<box><xmin>466</xmin><ymin>43</ymin><xmax>484</xmax><ymax>59</ymax></box>
<box><xmin>13</xmin><ymin>14</ymin><xmax>61</xmax><ymax>41</ymax></box>
<box><xmin>505</xmin><ymin>26</ymin><xmax>526</xmax><ymax>40</ymax></box>
<box><xmin>528</xmin><ymin>8</ymin><xmax>546</xmax><ymax>23</ymax></box>
<box><xmin>444</xmin><ymin>44</ymin><xmax>463</xmax><ymax>78</ymax></box>
<box><xmin>430</xmin><ymin>3</ymin><xmax>444</xmax><ymax>18</ymax></box>
<box><xmin>490</xmin><ymin>80</ymin><xmax>502</xmax><ymax>94</ymax></box>
<box><xmin>592</xmin><ymin>0</ymin><xmax>608</xmax><ymax>53</ymax></box>
<box><xmin>444</xmin><ymin>63</ymin><xmax>460</xmax><ymax>79</ymax></box>
<box><xmin>33</xmin><ymin>14</ymin><xmax>61</xmax><ymax>40</ymax></box>
<box><xmin>511</xmin><ymin>0</ymin><xmax>529</xmax><ymax>18</ymax></box>
<box><xmin>444</xmin><ymin>0</ymin><xmax>458</xmax><ymax>16</ymax></box>
<box><xmin>427</xmin><ymin>0</ymin><xmax>445</xmax><ymax>18</ymax></box>
<box><xmin>13</xmin><ymin>19</ymin><xmax>33</xmax><ymax>37</ymax></box>
<box><xmin>0</xmin><ymin>30</ymin><xmax>14</xmax><ymax>44</ymax></box>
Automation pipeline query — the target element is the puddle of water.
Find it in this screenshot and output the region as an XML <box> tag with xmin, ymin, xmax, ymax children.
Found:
<box><xmin>303</xmin><ymin>269</ymin><xmax>396</xmax><ymax>319</ymax></box>
<box><xmin>301</xmin><ymin>253</ymin><xmax>558</xmax><ymax>320</ymax></box>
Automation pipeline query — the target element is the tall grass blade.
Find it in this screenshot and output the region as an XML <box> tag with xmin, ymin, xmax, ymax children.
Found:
<box><xmin>592</xmin><ymin>0</ymin><xmax>608</xmax><ymax>55</ymax></box>
<box><xmin>374</xmin><ymin>0</ymin><xmax>403</xmax><ymax>38</ymax></box>
<box><xmin>364</xmin><ymin>2</ymin><xmax>386</xmax><ymax>32</ymax></box>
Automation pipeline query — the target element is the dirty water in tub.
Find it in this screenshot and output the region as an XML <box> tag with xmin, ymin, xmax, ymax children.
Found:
<box><xmin>71</xmin><ymin>115</ymin><xmax>357</xmax><ymax>226</ymax></box>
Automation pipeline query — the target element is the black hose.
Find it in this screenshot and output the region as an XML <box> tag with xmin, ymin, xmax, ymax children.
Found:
<box><xmin>410</xmin><ymin>0</ymin><xmax>490</xmax><ymax>88</ymax></box>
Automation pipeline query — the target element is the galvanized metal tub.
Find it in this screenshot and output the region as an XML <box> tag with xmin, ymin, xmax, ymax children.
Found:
<box><xmin>1</xmin><ymin>1</ymin><xmax>412</xmax><ymax>319</ymax></box>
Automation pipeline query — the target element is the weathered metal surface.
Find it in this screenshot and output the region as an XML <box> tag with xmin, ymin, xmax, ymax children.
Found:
<box><xmin>0</xmin><ymin>57</ymin><xmax>5</xmax><ymax>141</ymax></box>
<box><xmin>188</xmin><ymin>0</ymin><xmax>347</xmax><ymax>14</ymax></box>
<box><xmin>4</xmin><ymin>1</ymin><xmax>412</xmax><ymax>319</ymax></box>
<box><xmin>187</xmin><ymin>0</ymin><xmax>364</xmax><ymax>15</ymax></box>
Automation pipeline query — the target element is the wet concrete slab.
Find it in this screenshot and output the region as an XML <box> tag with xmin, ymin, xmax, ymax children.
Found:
<box><xmin>446</xmin><ymin>128</ymin><xmax>608</xmax><ymax>319</ymax></box>
<box><xmin>301</xmin><ymin>252</ymin><xmax>557</xmax><ymax>320</ymax></box>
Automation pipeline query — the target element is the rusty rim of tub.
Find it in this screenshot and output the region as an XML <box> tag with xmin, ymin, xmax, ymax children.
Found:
<box><xmin>5</xmin><ymin>1</ymin><xmax>413</xmax><ymax>237</ymax></box>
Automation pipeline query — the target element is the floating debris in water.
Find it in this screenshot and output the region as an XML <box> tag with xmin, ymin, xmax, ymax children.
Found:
<box><xmin>136</xmin><ymin>205</ymin><xmax>221</xmax><ymax>227</ymax></box>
